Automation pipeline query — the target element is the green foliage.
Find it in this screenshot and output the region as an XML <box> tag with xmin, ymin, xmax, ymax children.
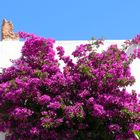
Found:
<box><xmin>133</xmin><ymin>130</ymin><xmax>140</xmax><ymax>140</ymax></box>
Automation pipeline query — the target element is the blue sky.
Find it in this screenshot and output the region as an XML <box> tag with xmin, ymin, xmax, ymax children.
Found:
<box><xmin>0</xmin><ymin>0</ymin><xmax>140</xmax><ymax>40</ymax></box>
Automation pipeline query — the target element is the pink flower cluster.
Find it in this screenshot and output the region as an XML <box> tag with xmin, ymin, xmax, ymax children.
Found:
<box><xmin>0</xmin><ymin>32</ymin><xmax>139</xmax><ymax>140</ymax></box>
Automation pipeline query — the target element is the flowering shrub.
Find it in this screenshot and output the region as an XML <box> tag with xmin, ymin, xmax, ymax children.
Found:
<box><xmin>0</xmin><ymin>32</ymin><xmax>139</xmax><ymax>140</ymax></box>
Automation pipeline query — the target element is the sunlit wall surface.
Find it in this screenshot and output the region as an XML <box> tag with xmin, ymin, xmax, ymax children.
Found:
<box><xmin>0</xmin><ymin>40</ymin><xmax>139</xmax><ymax>139</ymax></box>
<box><xmin>0</xmin><ymin>40</ymin><xmax>139</xmax><ymax>93</ymax></box>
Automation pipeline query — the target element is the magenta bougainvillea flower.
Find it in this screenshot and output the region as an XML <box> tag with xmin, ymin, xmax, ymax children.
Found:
<box><xmin>0</xmin><ymin>32</ymin><xmax>139</xmax><ymax>140</ymax></box>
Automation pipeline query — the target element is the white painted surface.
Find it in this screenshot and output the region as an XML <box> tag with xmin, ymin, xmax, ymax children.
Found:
<box><xmin>0</xmin><ymin>40</ymin><xmax>139</xmax><ymax>139</ymax></box>
<box><xmin>0</xmin><ymin>41</ymin><xmax>24</xmax><ymax>69</ymax></box>
<box><xmin>0</xmin><ymin>40</ymin><xmax>125</xmax><ymax>71</ymax></box>
<box><xmin>0</xmin><ymin>40</ymin><xmax>139</xmax><ymax>94</ymax></box>
<box><xmin>0</xmin><ymin>133</ymin><xmax>5</xmax><ymax>140</ymax></box>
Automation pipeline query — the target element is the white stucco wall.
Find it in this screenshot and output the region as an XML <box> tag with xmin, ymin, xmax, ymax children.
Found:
<box><xmin>0</xmin><ymin>40</ymin><xmax>139</xmax><ymax>94</ymax></box>
<box><xmin>0</xmin><ymin>40</ymin><xmax>124</xmax><ymax>69</ymax></box>
<box><xmin>0</xmin><ymin>41</ymin><xmax>23</xmax><ymax>69</ymax></box>
<box><xmin>0</xmin><ymin>40</ymin><xmax>139</xmax><ymax>139</ymax></box>
<box><xmin>0</xmin><ymin>133</ymin><xmax>5</xmax><ymax>140</ymax></box>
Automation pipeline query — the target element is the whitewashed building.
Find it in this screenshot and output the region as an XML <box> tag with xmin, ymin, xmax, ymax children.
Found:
<box><xmin>0</xmin><ymin>40</ymin><xmax>139</xmax><ymax>139</ymax></box>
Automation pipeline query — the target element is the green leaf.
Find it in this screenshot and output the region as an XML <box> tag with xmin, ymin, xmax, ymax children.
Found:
<box><xmin>78</xmin><ymin>65</ymin><xmax>94</xmax><ymax>77</ymax></box>
<box><xmin>121</xmin><ymin>109</ymin><xmax>134</xmax><ymax>117</ymax></box>
<box><xmin>106</xmin><ymin>73</ymin><xmax>113</xmax><ymax>78</ymax></box>
<box><xmin>34</xmin><ymin>69</ymin><xmax>48</xmax><ymax>79</ymax></box>
<box><xmin>81</xmin><ymin>66</ymin><xmax>91</xmax><ymax>73</ymax></box>
<box><xmin>133</xmin><ymin>130</ymin><xmax>140</xmax><ymax>140</ymax></box>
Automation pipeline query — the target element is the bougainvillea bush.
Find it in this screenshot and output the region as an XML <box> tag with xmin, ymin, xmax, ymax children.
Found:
<box><xmin>0</xmin><ymin>32</ymin><xmax>139</xmax><ymax>140</ymax></box>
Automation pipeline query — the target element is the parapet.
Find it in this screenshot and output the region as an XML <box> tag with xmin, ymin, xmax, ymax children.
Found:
<box><xmin>1</xmin><ymin>19</ymin><xmax>19</xmax><ymax>41</ymax></box>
